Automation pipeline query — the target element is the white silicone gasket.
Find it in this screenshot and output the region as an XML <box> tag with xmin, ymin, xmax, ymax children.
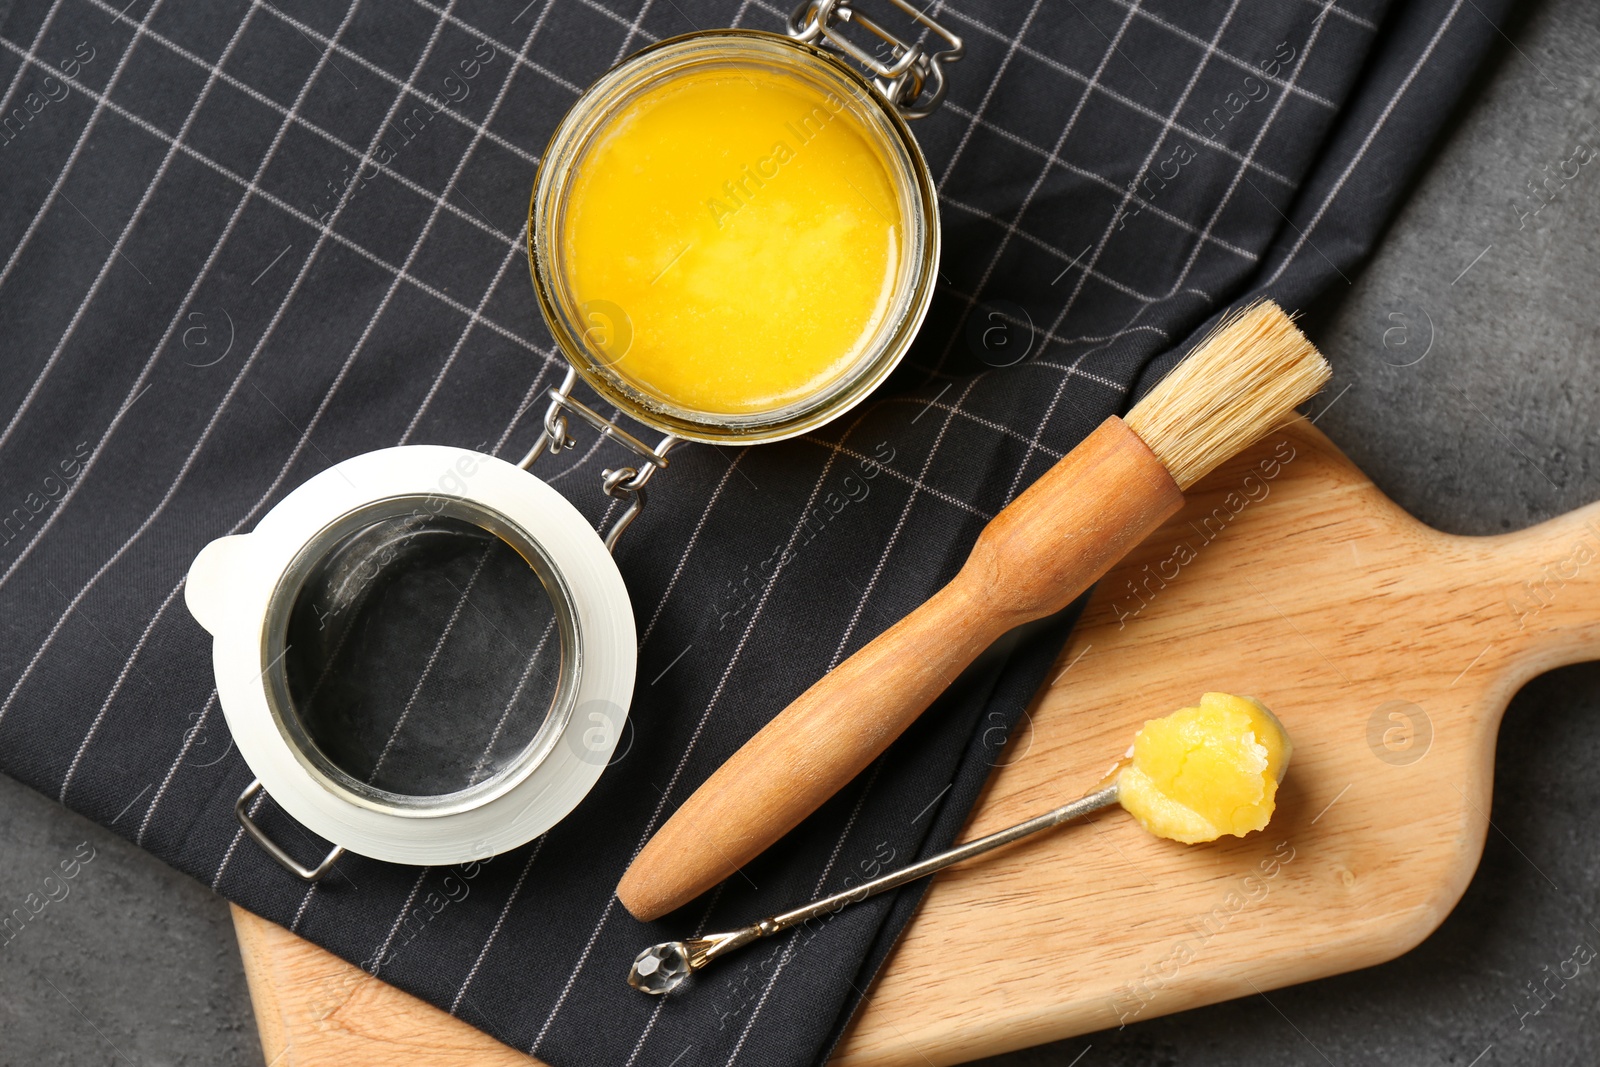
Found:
<box><xmin>185</xmin><ymin>445</ymin><xmax>635</xmax><ymax>866</ymax></box>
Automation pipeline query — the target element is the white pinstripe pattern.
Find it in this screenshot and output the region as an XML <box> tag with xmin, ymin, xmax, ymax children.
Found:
<box><xmin>404</xmin><ymin>0</ymin><xmax>586</xmax><ymax>92</ymax></box>
<box><xmin>1299</xmin><ymin>0</ymin><xmax>1376</xmax><ymax>29</ymax></box>
<box><xmin>742</xmin><ymin>0</ymin><xmax>1301</xmax><ymax>191</ymax></box>
<box><xmin>938</xmin><ymin>99</ymin><xmax>1257</xmax><ymax>261</ymax></box>
<box><xmin>933</xmin><ymin>0</ymin><xmax>1257</xmax><ymax>387</ymax></box>
<box><xmin>0</xmin><ymin>0</ymin><xmax>260</xmax><ymax>471</ymax></box>
<box><xmin>57</xmin><ymin>577</ymin><xmax>188</xmax><ymax>801</ymax></box>
<box><xmin>749</xmin><ymin>4</ymin><xmax>1236</xmax><ymax>322</ymax></box>
<box><xmin>994</xmin><ymin>360</ymin><xmax>1158</xmax><ymax>510</ymax></box>
<box><xmin>817</xmin><ymin>0</ymin><xmax>1154</xmax><ymax>681</ymax></box>
<box><xmin>365</xmin><ymin>496</ymin><xmax>628</xmax><ymax>1024</ymax></box>
<box><xmin>1144</xmin><ymin>0</ymin><xmax>1345</xmax><ymax>304</ymax></box>
<box><xmin>722</xmin><ymin>761</ymin><xmax>886</xmax><ymax>1067</ymax></box>
<box><xmin>42</xmin><ymin>0</ymin><xmax>472</xmax><ymax>798</ymax></box>
<box><xmin>932</xmin><ymin>3</ymin><xmax>1296</xmax><ymax>185</ymax></box>
<box><xmin>621</xmin><ymin>9</ymin><xmax>1254</xmax><ymax>1042</ymax></box>
<box><xmin>489</xmin><ymin>357</ymin><xmax>558</xmax><ymax>456</ymax></box>
<box><xmin>191</xmin><ymin>0</ymin><xmax>607</xmax><ymax>908</ymax></box>
<box><xmin>0</xmin><ymin>0</ymin><xmax>66</xmax><ymax>120</ymax></box>
<box><xmin>902</xmin><ymin>313</ymin><xmax>1151</xmax><ymax>384</ymax></box>
<box><xmin>826</xmin><ymin>378</ymin><xmax>979</xmax><ymax>669</ymax></box>
<box><xmin>75</xmin><ymin>0</ymin><xmax>532</xmax><ymax>248</ymax></box>
<box><xmin>622</xmin><ymin>979</ymin><xmax>673</xmax><ymax>1063</ymax></box>
<box><xmin>90</xmin><ymin>0</ymin><xmax>563</xmax><ymax>856</ymax></box>
<box><xmin>1012</xmin><ymin>0</ymin><xmax>1345</xmax><ymax>386</ymax></box>
<box><xmin>881</xmin><ymin>395</ymin><xmax>1069</xmax><ymax>454</ymax></box>
<box><xmin>624</xmin><ymin>428</ymin><xmax>953</xmax><ymax>1062</ymax></box>
<box><xmin>288</xmin><ymin>875</ymin><xmax>319</xmax><ymax>931</ymax></box>
<box><xmin>542</xmin><ymin>411</ymin><xmax>627</xmax><ymax>485</ymax></box>
<box><xmin>1264</xmin><ymin>0</ymin><xmax>1467</xmax><ymax>286</ymax></box>
<box><xmin>635</xmin><ymin>450</ymin><xmax>747</xmax><ymax>648</ymax></box>
<box><xmin>527</xmin><ymin>407</ymin><xmax>878</xmax><ymax>1055</ymax></box>
<box><xmin>632</xmin><ymin>400</ymin><xmax>883</xmax><ymax>659</ymax></box>
<box><xmin>1024</xmin><ymin>320</ymin><xmax>1176</xmax><ymax>355</ymax></box>
<box><xmin>1027</xmin><ymin>351</ymin><xmax>1156</xmax><ymax>383</ymax></box>
<box><xmin>255</xmin><ymin>0</ymin><xmax>552</xmax><ymax>164</ymax></box>
<box><xmin>619</xmin><ymin>883</ymin><xmax>728</xmax><ymax>1066</ymax></box>
<box><xmin>449</xmin><ymin>835</ymin><xmax>545</xmax><ymax>1013</ymax></box>
<box><xmin>1052</xmin><ymin>0</ymin><xmax>1243</xmax><ymax>327</ymax></box>
<box><xmin>0</xmin><ymin>0</ymin><xmax>165</xmax><ymax>294</ymax></box>
<box><xmin>934</xmin><ymin>0</ymin><xmax>1045</xmax><ymax>191</ymax></box>
<box><xmin>944</xmin><ymin>0</ymin><xmax>1155</xmax><ymax>371</ymax></box>
<box><xmin>613</xmin><ymin>0</ymin><xmax>657</xmax><ymax>63</ymax></box>
<box><xmin>399</xmin><ymin>227</ymin><xmax>529</xmax><ymax>444</ymax></box>
<box><xmin>138</xmin><ymin>447</ymin><xmax>389</xmax><ymax>843</ymax></box>
<box><xmin>1097</xmin><ymin>0</ymin><xmax>1343</xmax><ymax>107</ymax></box>
<box><xmin>0</xmin><ymin>0</ymin><xmax>372</xmax><ymax>735</ymax></box>
<box><xmin>799</xmin><ymin>432</ymin><xmax>992</xmax><ymax>521</ymax></box>
<box><xmin>136</xmin><ymin>687</ymin><xmax>215</xmax><ymax>844</ymax></box>
<box><xmin>994</xmin><ymin>0</ymin><xmax>1354</xmax><ymax>507</ymax></box>
<box><xmin>369</xmin><ymin>868</ymin><xmax>432</xmax><ymax>964</ymax></box>
<box><xmin>96</xmin><ymin>0</ymin><xmax>380</xmax><ymax>833</ymax></box>
<box><xmin>211</xmin><ymin>789</ymin><xmax>261</xmax><ymax>890</ymax></box>
<box><xmin>937</xmin><ymin>194</ymin><xmax>1219</xmax><ymax>302</ymax></box>
<box><xmin>0</xmin><ymin>44</ymin><xmax>548</xmax><ymax>362</ymax></box>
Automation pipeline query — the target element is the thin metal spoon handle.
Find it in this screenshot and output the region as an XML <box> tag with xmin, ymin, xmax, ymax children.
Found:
<box><xmin>627</xmin><ymin>782</ymin><xmax>1120</xmax><ymax>993</ymax></box>
<box><xmin>771</xmin><ymin>783</ymin><xmax>1119</xmax><ymax>931</ymax></box>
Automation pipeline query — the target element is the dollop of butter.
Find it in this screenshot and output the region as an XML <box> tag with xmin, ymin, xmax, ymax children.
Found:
<box><xmin>1116</xmin><ymin>692</ymin><xmax>1292</xmax><ymax>844</ymax></box>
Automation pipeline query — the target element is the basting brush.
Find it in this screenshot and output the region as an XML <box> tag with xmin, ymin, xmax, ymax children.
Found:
<box><xmin>618</xmin><ymin>300</ymin><xmax>1331</xmax><ymax>921</ymax></box>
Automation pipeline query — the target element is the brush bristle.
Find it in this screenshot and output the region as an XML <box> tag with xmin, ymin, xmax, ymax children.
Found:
<box><xmin>1124</xmin><ymin>301</ymin><xmax>1330</xmax><ymax>490</ymax></box>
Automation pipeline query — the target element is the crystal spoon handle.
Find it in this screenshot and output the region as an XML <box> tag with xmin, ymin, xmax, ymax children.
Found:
<box><xmin>627</xmin><ymin>781</ymin><xmax>1121</xmax><ymax>993</ymax></box>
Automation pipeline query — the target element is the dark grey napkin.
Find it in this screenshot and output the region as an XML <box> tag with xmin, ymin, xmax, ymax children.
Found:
<box><xmin>0</xmin><ymin>0</ymin><xmax>1511</xmax><ymax>1063</ymax></box>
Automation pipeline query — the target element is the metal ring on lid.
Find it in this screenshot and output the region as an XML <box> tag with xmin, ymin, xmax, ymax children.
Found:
<box><xmin>186</xmin><ymin>446</ymin><xmax>635</xmax><ymax>869</ymax></box>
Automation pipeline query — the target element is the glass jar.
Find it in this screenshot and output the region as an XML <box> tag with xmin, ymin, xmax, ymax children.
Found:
<box><xmin>528</xmin><ymin>6</ymin><xmax>960</xmax><ymax>445</ymax></box>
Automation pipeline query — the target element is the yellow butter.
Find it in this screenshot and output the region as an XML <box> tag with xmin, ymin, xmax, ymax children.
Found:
<box><xmin>1117</xmin><ymin>692</ymin><xmax>1292</xmax><ymax>844</ymax></box>
<box><xmin>561</xmin><ymin>66</ymin><xmax>901</xmax><ymax>416</ymax></box>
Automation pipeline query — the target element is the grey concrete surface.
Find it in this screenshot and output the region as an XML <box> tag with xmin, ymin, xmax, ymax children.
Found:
<box><xmin>0</xmin><ymin>773</ymin><xmax>259</xmax><ymax>1066</ymax></box>
<box><xmin>2</xmin><ymin>0</ymin><xmax>1598</xmax><ymax>1065</ymax></box>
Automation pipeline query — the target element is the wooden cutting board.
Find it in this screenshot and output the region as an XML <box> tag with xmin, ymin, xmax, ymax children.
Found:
<box><xmin>231</xmin><ymin>419</ymin><xmax>1600</xmax><ymax>1065</ymax></box>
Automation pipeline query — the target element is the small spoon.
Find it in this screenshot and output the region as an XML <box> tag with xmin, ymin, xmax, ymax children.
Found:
<box><xmin>628</xmin><ymin>701</ymin><xmax>1293</xmax><ymax>994</ymax></box>
<box><xmin>628</xmin><ymin>769</ymin><xmax>1123</xmax><ymax>994</ymax></box>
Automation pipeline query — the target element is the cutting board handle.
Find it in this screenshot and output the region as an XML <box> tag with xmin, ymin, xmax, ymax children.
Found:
<box><xmin>1480</xmin><ymin>500</ymin><xmax>1600</xmax><ymax>673</ymax></box>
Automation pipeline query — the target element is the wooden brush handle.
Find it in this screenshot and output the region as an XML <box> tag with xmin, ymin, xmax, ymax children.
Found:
<box><xmin>617</xmin><ymin>417</ymin><xmax>1185</xmax><ymax>921</ymax></box>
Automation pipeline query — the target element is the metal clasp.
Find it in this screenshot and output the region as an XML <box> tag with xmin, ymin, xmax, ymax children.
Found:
<box><xmin>518</xmin><ymin>368</ymin><xmax>680</xmax><ymax>551</ymax></box>
<box><xmin>235</xmin><ymin>778</ymin><xmax>346</xmax><ymax>882</ymax></box>
<box><xmin>788</xmin><ymin>0</ymin><xmax>964</xmax><ymax>119</ymax></box>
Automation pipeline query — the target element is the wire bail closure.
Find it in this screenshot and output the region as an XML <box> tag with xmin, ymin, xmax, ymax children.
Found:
<box><xmin>518</xmin><ymin>368</ymin><xmax>681</xmax><ymax>551</ymax></box>
<box><xmin>236</xmin><ymin>778</ymin><xmax>346</xmax><ymax>882</ymax></box>
<box><xmin>787</xmin><ymin>0</ymin><xmax>964</xmax><ymax>119</ymax></box>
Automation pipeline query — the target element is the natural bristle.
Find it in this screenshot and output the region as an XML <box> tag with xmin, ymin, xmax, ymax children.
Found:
<box><xmin>1124</xmin><ymin>301</ymin><xmax>1330</xmax><ymax>490</ymax></box>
